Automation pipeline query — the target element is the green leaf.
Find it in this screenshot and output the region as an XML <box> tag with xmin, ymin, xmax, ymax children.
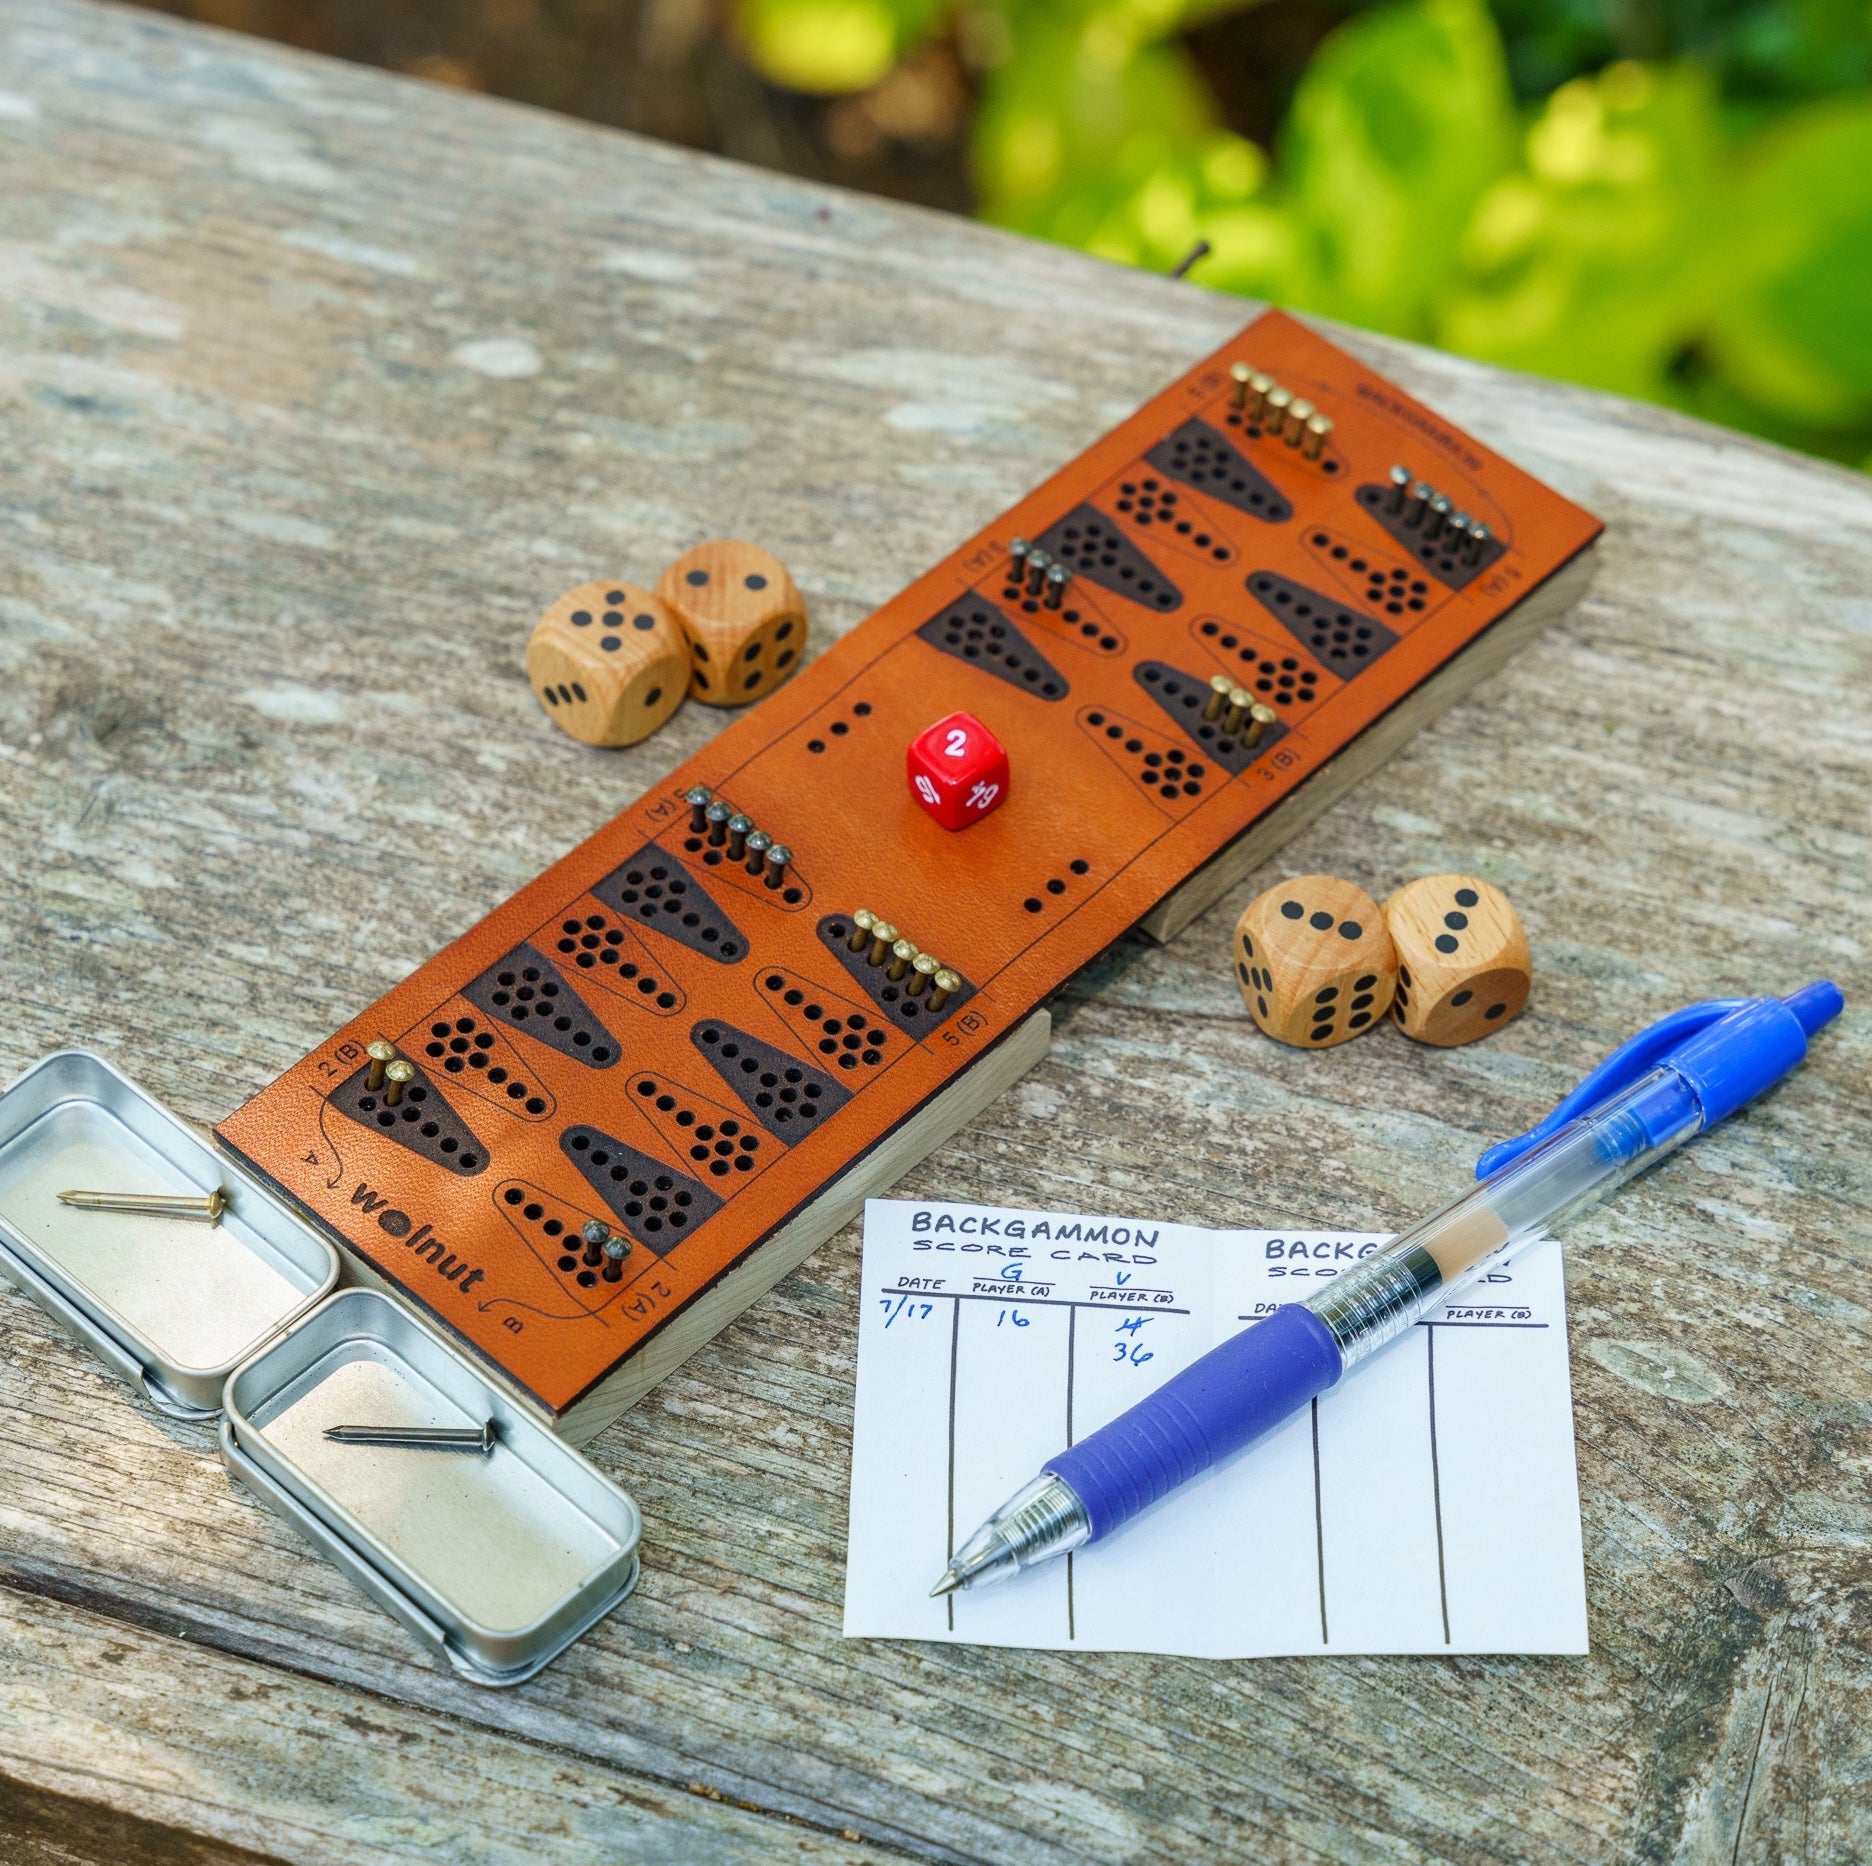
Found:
<box><xmin>1701</xmin><ymin>94</ymin><xmax>1872</xmax><ymax>422</ymax></box>
<box><xmin>1435</xmin><ymin>60</ymin><xmax>1723</xmax><ymax>403</ymax></box>
<box><xmin>1276</xmin><ymin>0</ymin><xmax>1517</xmax><ymax>335</ymax></box>
<box><xmin>736</xmin><ymin>0</ymin><xmax>942</xmax><ymax>92</ymax></box>
<box><xmin>973</xmin><ymin>19</ymin><xmax>1219</xmax><ymax>233</ymax></box>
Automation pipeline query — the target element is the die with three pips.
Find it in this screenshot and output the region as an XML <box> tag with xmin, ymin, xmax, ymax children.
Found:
<box><xmin>527</xmin><ymin>540</ymin><xmax>809</xmax><ymax>747</ymax></box>
<box><xmin>1234</xmin><ymin>871</ymin><xmax>1532</xmax><ymax>1050</ymax></box>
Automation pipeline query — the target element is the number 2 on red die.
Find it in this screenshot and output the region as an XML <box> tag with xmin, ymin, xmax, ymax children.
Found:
<box><xmin>907</xmin><ymin>711</ymin><xmax>1010</xmax><ymax>829</ymax></box>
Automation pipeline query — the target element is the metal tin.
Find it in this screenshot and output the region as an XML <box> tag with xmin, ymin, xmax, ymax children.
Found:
<box><xmin>0</xmin><ymin>1051</ymin><xmax>340</xmax><ymax>1416</ymax></box>
<box><xmin>223</xmin><ymin>1288</ymin><xmax>640</xmax><ymax>1685</ymax></box>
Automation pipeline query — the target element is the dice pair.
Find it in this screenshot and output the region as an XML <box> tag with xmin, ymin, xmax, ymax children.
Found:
<box><xmin>527</xmin><ymin>540</ymin><xmax>808</xmax><ymax>748</ymax></box>
<box><xmin>1234</xmin><ymin>873</ymin><xmax>1530</xmax><ymax>1049</ymax></box>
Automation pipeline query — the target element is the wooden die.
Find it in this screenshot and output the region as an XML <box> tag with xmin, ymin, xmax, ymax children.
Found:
<box><xmin>1384</xmin><ymin>874</ymin><xmax>1532</xmax><ymax>1045</ymax></box>
<box><xmin>527</xmin><ymin>581</ymin><xmax>689</xmax><ymax>748</ymax></box>
<box><xmin>656</xmin><ymin>540</ymin><xmax>807</xmax><ymax>707</ymax></box>
<box><xmin>1235</xmin><ymin>876</ymin><xmax>1397</xmax><ymax>1047</ymax></box>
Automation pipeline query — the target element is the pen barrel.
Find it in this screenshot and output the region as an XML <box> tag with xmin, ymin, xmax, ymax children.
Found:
<box><xmin>1311</xmin><ymin>1065</ymin><xmax>1708</xmax><ymax>1366</ymax></box>
<box><xmin>1045</xmin><ymin>1305</ymin><xmax>1343</xmax><ymax>1541</ymax></box>
<box><xmin>1309</xmin><ymin>1246</ymin><xmax>1444</xmax><ymax>1368</ymax></box>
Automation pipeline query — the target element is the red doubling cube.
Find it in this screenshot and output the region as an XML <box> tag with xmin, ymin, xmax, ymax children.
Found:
<box><xmin>907</xmin><ymin>711</ymin><xmax>1009</xmax><ymax>830</ymax></box>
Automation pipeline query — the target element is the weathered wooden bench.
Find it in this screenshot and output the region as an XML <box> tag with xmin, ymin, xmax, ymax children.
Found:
<box><xmin>0</xmin><ymin>1</ymin><xmax>1868</xmax><ymax>1858</ymax></box>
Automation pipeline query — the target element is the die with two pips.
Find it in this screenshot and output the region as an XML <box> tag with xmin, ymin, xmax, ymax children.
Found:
<box><xmin>1234</xmin><ymin>871</ymin><xmax>1531</xmax><ymax>1050</ymax></box>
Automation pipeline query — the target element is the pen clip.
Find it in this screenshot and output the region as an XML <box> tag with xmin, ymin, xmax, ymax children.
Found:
<box><xmin>1475</xmin><ymin>998</ymin><xmax>1752</xmax><ymax>1180</ymax></box>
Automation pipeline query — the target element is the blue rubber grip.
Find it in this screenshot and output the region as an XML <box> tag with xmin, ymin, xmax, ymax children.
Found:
<box><xmin>1045</xmin><ymin>1305</ymin><xmax>1344</xmax><ymax>1541</ymax></box>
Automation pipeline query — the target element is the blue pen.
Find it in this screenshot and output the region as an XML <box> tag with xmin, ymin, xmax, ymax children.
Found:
<box><xmin>931</xmin><ymin>981</ymin><xmax>1845</xmax><ymax>1597</ymax></box>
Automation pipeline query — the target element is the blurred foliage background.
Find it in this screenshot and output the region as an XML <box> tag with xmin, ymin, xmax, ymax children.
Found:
<box><xmin>139</xmin><ymin>0</ymin><xmax>1872</xmax><ymax>467</ymax></box>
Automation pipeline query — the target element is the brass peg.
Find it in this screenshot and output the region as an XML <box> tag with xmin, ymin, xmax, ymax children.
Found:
<box><xmin>889</xmin><ymin>938</ymin><xmax>917</xmax><ymax>982</ymax></box>
<box><xmin>909</xmin><ymin>952</ymin><xmax>939</xmax><ymax>997</ymax></box>
<box><xmin>867</xmin><ymin>921</ymin><xmax>897</xmax><ymax>967</ymax></box>
<box><xmin>365</xmin><ymin>1040</ymin><xmax>396</xmax><ymax>1092</ymax></box>
<box><xmin>1303</xmin><ymin>413</ymin><xmax>1332</xmax><ymax>461</ymax></box>
<box><xmin>1284</xmin><ymin>398</ymin><xmax>1314</xmax><ymax>446</ymax></box>
<box><xmin>1243</xmin><ymin>702</ymin><xmax>1277</xmax><ymax>748</ymax></box>
<box><xmin>1245</xmin><ymin>371</ymin><xmax>1275</xmax><ymax>424</ymax></box>
<box><xmin>58</xmin><ymin>1187</ymin><xmax>227</xmax><ymax>1225</ymax></box>
<box><xmin>847</xmin><ymin>909</ymin><xmax>876</xmax><ymax>954</ymax></box>
<box><xmin>1222</xmin><ymin>686</ymin><xmax>1251</xmax><ymax>735</ymax></box>
<box><xmin>1263</xmin><ymin>385</ymin><xmax>1293</xmax><ymax>432</ymax></box>
<box><xmin>1228</xmin><ymin>361</ymin><xmax>1252</xmax><ymax>410</ymax></box>
<box><xmin>384</xmin><ymin>1060</ymin><xmax>415</xmax><ymax>1106</ymax></box>
<box><xmin>1203</xmin><ymin>672</ymin><xmax>1233</xmax><ymax>721</ymax></box>
<box><xmin>928</xmin><ymin>968</ymin><xmax>960</xmax><ymax>1013</ymax></box>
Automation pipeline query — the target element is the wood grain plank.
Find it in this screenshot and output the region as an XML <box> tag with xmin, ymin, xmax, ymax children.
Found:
<box><xmin>0</xmin><ymin>1772</ymin><xmax>284</xmax><ymax>1866</ymax></box>
<box><xmin>0</xmin><ymin>1584</ymin><xmax>895</xmax><ymax>1864</ymax></box>
<box><xmin>0</xmin><ymin>1</ymin><xmax>1868</xmax><ymax>1862</ymax></box>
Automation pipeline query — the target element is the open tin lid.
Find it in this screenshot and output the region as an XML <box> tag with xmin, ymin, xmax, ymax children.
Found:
<box><xmin>0</xmin><ymin>1053</ymin><xmax>643</xmax><ymax>1685</ymax></box>
<box><xmin>0</xmin><ymin>1051</ymin><xmax>342</xmax><ymax>1415</ymax></box>
<box><xmin>223</xmin><ymin>1288</ymin><xmax>641</xmax><ymax>1686</ymax></box>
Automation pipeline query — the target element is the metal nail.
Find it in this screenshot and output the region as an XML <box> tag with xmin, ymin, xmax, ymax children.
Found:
<box><xmin>764</xmin><ymin>844</ymin><xmax>791</xmax><ymax>890</ymax></box>
<box><xmin>1203</xmin><ymin>672</ymin><xmax>1233</xmax><ymax>722</ymax></box>
<box><xmin>888</xmin><ymin>938</ymin><xmax>917</xmax><ymax>983</ymax></box>
<box><xmin>58</xmin><ymin>1187</ymin><xmax>227</xmax><ymax>1225</ymax></box>
<box><xmin>868</xmin><ymin>921</ymin><xmax>897</xmax><ymax>967</ymax></box>
<box><xmin>365</xmin><ymin>1040</ymin><xmax>396</xmax><ymax>1092</ymax></box>
<box><xmin>848</xmin><ymin>909</ymin><xmax>876</xmax><ymax>954</ymax></box>
<box><xmin>744</xmin><ymin>828</ymin><xmax>771</xmax><ymax>876</ymax></box>
<box><xmin>384</xmin><ymin>1060</ymin><xmax>415</xmax><ymax>1106</ymax></box>
<box><xmin>705</xmin><ymin>800</ymin><xmax>731</xmax><ymax>847</ymax></box>
<box><xmin>727</xmin><ymin>814</ymin><xmax>752</xmax><ymax>861</ymax></box>
<box><xmin>928</xmin><ymin>968</ymin><xmax>960</xmax><ymax>1013</ymax></box>
<box><xmin>685</xmin><ymin>785</ymin><xmax>713</xmax><ymax>834</ymax></box>
<box><xmin>324</xmin><ymin>1422</ymin><xmax>497</xmax><ymax>1455</ymax></box>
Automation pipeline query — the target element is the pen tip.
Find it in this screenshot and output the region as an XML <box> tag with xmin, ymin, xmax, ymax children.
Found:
<box><xmin>929</xmin><ymin>1568</ymin><xmax>963</xmax><ymax>1599</ymax></box>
